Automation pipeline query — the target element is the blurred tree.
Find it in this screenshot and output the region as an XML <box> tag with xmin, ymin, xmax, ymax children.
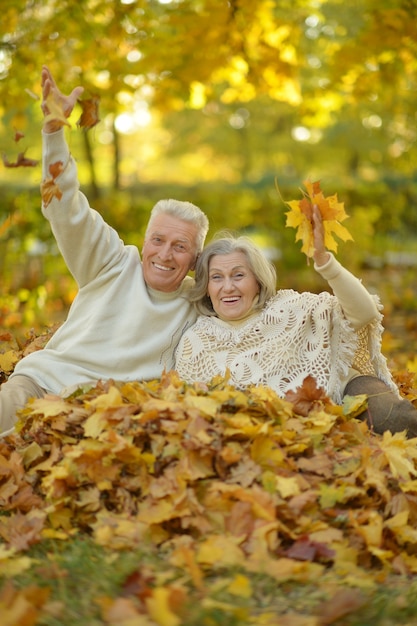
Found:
<box><xmin>0</xmin><ymin>0</ymin><xmax>416</xmax><ymax>282</ymax></box>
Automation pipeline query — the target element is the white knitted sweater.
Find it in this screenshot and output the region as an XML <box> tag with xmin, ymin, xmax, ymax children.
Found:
<box><xmin>174</xmin><ymin>257</ymin><xmax>395</xmax><ymax>404</ymax></box>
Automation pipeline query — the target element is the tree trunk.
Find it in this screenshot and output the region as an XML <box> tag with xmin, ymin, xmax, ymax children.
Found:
<box><xmin>82</xmin><ymin>130</ymin><xmax>100</xmax><ymax>199</ymax></box>
<box><xmin>113</xmin><ymin>122</ymin><xmax>121</xmax><ymax>191</ymax></box>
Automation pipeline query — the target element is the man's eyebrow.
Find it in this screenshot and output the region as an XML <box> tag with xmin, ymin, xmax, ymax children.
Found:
<box><xmin>151</xmin><ymin>231</ymin><xmax>191</xmax><ymax>244</ymax></box>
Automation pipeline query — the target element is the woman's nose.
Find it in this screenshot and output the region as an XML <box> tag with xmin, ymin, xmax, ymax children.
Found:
<box><xmin>222</xmin><ymin>278</ymin><xmax>234</xmax><ymax>291</ymax></box>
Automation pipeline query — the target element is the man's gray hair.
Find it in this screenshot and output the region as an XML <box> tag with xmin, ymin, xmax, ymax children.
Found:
<box><xmin>147</xmin><ymin>198</ymin><xmax>209</xmax><ymax>253</ymax></box>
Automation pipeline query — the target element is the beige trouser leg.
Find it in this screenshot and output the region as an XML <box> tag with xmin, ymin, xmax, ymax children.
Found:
<box><xmin>343</xmin><ymin>375</ymin><xmax>417</xmax><ymax>438</ymax></box>
<box><xmin>0</xmin><ymin>375</ymin><xmax>46</xmax><ymax>437</ymax></box>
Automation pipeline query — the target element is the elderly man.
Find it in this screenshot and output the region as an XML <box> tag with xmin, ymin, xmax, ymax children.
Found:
<box><xmin>0</xmin><ymin>67</ymin><xmax>209</xmax><ymax>435</ymax></box>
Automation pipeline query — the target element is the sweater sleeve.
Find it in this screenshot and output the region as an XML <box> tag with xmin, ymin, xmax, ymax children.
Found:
<box><xmin>314</xmin><ymin>254</ymin><xmax>379</xmax><ymax>330</ymax></box>
<box><xmin>41</xmin><ymin>129</ymin><xmax>125</xmax><ymax>287</ymax></box>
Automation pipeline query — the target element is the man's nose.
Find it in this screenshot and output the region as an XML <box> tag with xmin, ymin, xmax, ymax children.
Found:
<box><xmin>158</xmin><ymin>244</ymin><xmax>173</xmax><ymax>260</ymax></box>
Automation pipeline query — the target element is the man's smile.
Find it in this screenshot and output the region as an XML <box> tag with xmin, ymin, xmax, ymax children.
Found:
<box><xmin>152</xmin><ymin>262</ymin><xmax>174</xmax><ymax>271</ymax></box>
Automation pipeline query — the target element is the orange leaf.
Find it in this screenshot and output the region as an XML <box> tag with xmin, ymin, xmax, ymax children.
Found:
<box><xmin>77</xmin><ymin>96</ymin><xmax>100</xmax><ymax>130</ymax></box>
<box><xmin>48</xmin><ymin>160</ymin><xmax>65</xmax><ymax>179</ymax></box>
<box><xmin>40</xmin><ymin>178</ymin><xmax>63</xmax><ymax>207</ymax></box>
<box><xmin>285</xmin><ymin>375</ymin><xmax>330</xmax><ymax>416</ymax></box>
<box><xmin>2</xmin><ymin>151</ymin><xmax>39</xmax><ymax>168</ymax></box>
<box><xmin>285</xmin><ymin>179</ymin><xmax>353</xmax><ymax>257</ymax></box>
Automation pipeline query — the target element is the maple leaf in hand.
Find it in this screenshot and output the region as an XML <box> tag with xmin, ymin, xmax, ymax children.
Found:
<box><xmin>285</xmin><ymin>179</ymin><xmax>353</xmax><ymax>258</ymax></box>
<box><xmin>43</xmin><ymin>92</ymin><xmax>71</xmax><ymax>129</ymax></box>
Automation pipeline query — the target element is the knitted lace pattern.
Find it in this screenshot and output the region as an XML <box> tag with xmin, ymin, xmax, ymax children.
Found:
<box><xmin>174</xmin><ymin>289</ymin><xmax>395</xmax><ymax>404</ymax></box>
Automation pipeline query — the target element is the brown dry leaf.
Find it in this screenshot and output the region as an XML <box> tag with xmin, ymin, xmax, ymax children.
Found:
<box><xmin>40</xmin><ymin>162</ymin><xmax>65</xmax><ymax>208</ymax></box>
<box><xmin>0</xmin><ymin>364</ymin><xmax>417</xmax><ymax>608</ymax></box>
<box><xmin>48</xmin><ymin>160</ymin><xmax>65</xmax><ymax>179</ymax></box>
<box><xmin>285</xmin><ymin>179</ymin><xmax>353</xmax><ymax>257</ymax></box>
<box><xmin>77</xmin><ymin>95</ymin><xmax>100</xmax><ymax>130</ymax></box>
<box><xmin>0</xmin><ymin>581</ymin><xmax>50</xmax><ymax>626</ymax></box>
<box><xmin>0</xmin><ymin>510</ymin><xmax>46</xmax><ymax>551</ymax></box>
<box><xmin>13</xmin><ymin>130</ymin><xmax>25</xmax><ymax>142</ymax></box>
<box><xmin>285</xmin><ymin>375</ymin><xmax>331</xmax><ymax>416</ymax></box>
<box><xmin>99</xmin><ymin>595</ymin><xmax>148</xmax><ymax>624</ymax></box>
<box><xmin>2</xmin><ymin>151</ymin><xmax>39</xmax><ymax>168</ymax></box>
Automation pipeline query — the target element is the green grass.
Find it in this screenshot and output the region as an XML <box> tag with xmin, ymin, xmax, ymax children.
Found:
<box><xmin>5</xmin><ymin>535</ymin><xmax>417</xmax><ymax>625</ymax></box>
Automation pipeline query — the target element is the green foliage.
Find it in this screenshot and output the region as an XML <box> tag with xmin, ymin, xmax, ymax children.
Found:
<box><xmin>0</xmin><ymin>0</ymin><xmax>417</xmax><ymax>331</ymax></box>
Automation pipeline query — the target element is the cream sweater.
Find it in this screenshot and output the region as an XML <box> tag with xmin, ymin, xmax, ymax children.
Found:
<box><xmin>10</xmin><ymin>130</ymin><xmax>197</xmax><ymax>394</ymax></box>
<box><xmin>174</xmin><ymin>255</ymin><xmax>395</xmax><ymax>404</ymax></box>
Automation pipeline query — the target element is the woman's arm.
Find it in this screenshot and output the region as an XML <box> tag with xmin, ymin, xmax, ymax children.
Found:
<box><xmin>311</xmin><ymin>205</ymin><xmax>379</xmax><ymax>329</ymax></box>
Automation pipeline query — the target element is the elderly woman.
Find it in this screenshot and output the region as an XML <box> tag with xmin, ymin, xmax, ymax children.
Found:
<box><xmin>175</xmin><ymin>207</ymin><xmax>417</xmax><ymax>437</ymax></box>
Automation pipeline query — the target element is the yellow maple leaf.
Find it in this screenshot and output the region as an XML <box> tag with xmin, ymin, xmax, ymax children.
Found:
<box><xmin>43</xmin><ymin>92</ymin><xmax>71</xmax><ymax>129</ymax></box>
<box><xmin>379</xmin><ymin>430</ymin><xmax>417</xmax><ymax>480</ymax></box>
<box><xmin>24</xmin><ymin>395</ymin><xmax>73</xmax><ymax>418</ymax></box>
<box><xmin>226</xmin><ymin>573</ymin><xmax>252</xmax><ymax>598</ymax></box>
<box><xmin>0</xmin><ymin>349</ymin><xmax>20</xmax><ymax>374</ymax></box>
<box><xmin>285</xmin><ymin>179</ymin><xmax>353</xmax><ymax>257</ymax></box>
<box><xmin>145</xmin><ymin>587</ymin><xmax>181</xmax><ymax>626</ymax></box>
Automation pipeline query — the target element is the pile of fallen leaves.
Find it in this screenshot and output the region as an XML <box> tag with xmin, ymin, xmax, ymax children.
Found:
<box><xmin>1</xmin><ymin>364</ymin><xmax>417</xmax><ymax>623</ymax></box>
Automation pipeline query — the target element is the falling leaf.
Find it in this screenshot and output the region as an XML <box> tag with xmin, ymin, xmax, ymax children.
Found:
<box><xmin>2</xmin><ymin>151</ymin><xmax>39</xmax><ymax>168</ymax></box>
<box><xmin>77</xmin><ymin>95</ymin><xmax>100</xmax><ymax>130</ymax></box>
<box><xmin>13</xmin><ymin>130</ymin><xmax>25</xmax><ymax>142</ymax></box>
<box><xmin>284</xmin><ymin>179</ymin><xmax>353</xmax><ymax>257</ymax></box>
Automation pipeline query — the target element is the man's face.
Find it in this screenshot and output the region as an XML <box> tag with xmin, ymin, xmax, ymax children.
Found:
<box><xmin>142</xmin><ymin>214</ymin><xmax>199</xmax><ymax>292</ymax></box>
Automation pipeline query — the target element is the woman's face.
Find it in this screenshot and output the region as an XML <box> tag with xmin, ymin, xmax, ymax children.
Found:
<box><xmin>207</xmin><ymin>251</ymin><xmax>260</xmax><ymax>321</ymax></box>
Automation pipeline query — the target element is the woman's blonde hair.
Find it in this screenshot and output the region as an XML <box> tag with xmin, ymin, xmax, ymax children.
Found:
<box><xmin>189</xmin><ymin>231</ymin><xmax>277</xmax><ymax>315</ymax></box>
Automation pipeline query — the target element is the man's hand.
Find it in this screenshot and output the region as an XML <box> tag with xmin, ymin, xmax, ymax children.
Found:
<box><xmin>41</xmin><ymin>66</ymin><xmax>84</xmax><ymax>133</ymax></box>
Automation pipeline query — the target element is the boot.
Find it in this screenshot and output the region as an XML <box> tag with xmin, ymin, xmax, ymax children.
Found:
<box><xmin>343</xmin><ymin>375</ymin><xmax>417</xmax><ymax>438</ymax></box>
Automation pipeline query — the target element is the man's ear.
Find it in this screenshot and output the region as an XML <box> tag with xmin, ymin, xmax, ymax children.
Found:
<box><xmin>190</xmin><ymin>253</ymin><xmax>199</xmax><ymax>272</ymax></box>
